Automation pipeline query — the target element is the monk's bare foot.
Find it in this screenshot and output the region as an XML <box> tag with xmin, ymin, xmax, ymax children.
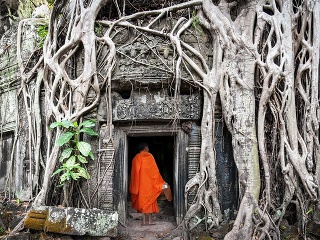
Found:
<box><xmin>148</xmin><ymin>222</ymin><xmax>156</xmax><ymax>225</ymax></box>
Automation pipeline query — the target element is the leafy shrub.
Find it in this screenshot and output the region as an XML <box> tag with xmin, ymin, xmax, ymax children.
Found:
<box><xmin>50</xmin><ymin>119</ymin><xmax>98</xmax><ymax>185</ymax></box>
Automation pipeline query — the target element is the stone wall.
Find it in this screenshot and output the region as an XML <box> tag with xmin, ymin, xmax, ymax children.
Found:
<box><xmin>0</xmin><ymin>19</ymin><xmax>42</xmax><ymax>196</ymax></box>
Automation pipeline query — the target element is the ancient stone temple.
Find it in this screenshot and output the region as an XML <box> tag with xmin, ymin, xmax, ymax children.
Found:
<box><xmin>0</xmin><ymin>14</ymin><xmax>238</xmax><ymax>225</ymax></box>
<box><xmin>93</xmin><ymin>26</ymin><xmax>238</xmax><ymax>224</ymax></box>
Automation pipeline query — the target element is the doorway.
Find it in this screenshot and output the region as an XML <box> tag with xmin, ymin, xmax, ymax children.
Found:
<box><xmin>113</xmin><ymin>124</ymin><xmax>189</xmax><ymax>225</ymax></box>
<box><xmin>127</xmin><ymin>136</ymin><xmax>174</xmax><ymax>191</ymax></box>
<box><xmin>127</xmin><ymin>136</ymin><xmax>175</xmax><ymax>221</ymax></box>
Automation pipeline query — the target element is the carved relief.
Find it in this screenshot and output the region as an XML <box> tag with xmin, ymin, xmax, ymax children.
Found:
<box><xmin>109</xmin><ymin>91</ymin><xmax>201</xmax><ymax>121</ymax></box>
<box><xmin>113</xmin><ymin>34</ymin><xmax>174</xmax><ymax>83</ymax></box>
<box><xmin>0</xmin><ymin>27</ymin><xmax>20</xmax><ymax>89</ymax></box>
<box><xmin>104</xmin><ymin>20</ymin><xmax>211</xmax><ymax>122</ymax></box>
<box><xmin>110</xmin><ymin>25</ymin><xmax>211</xmax><ymax>90</ymax></box>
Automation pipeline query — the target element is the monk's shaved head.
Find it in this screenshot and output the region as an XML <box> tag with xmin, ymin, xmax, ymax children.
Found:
<box><xmin>137</xmin><ymin>142</ymin><xmax>149</xmax><ymax>152</ymax></box>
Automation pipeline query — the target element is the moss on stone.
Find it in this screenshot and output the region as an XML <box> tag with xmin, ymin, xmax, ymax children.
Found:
<box><xmin>24</xmin><ymin>209</ymin><xmax>48</xmax><ymax>231</ymax></box>
<box><xmin>44</xmin><ymin>216</ymin><xmax>67</xmax><ymax>233</ymax></box>
<box><xmin>17</xmin><ymin>0</ymin><xmax>49</xmax><ymax>19</ymax></box>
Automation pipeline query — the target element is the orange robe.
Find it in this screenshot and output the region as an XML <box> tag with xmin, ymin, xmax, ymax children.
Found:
<box><xmin>129</xmin><ymin>150</ymin><xmax>165</xmax><ymax>213</ymax></box>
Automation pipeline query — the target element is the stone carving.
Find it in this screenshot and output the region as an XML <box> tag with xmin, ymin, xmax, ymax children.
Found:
<box><xmin>0</xmin><ymin>27</ymin><xmax>19</xmax><ymax>89</ymax></box>
<box><xmin>111</xmin><ymin>26</ymin><xmax>211</xmax><ymax>86</ymax></box>
<box><xmin>113</xmin><ymin>35</ymin><xmax>174</xmax><ymax>83</ymax></box>
<box><xmin>181</xmin><ymin>121</ymin><xmax>193</xmax><ymax>134</ymax></box>
<box><xmin>0</xmin><ymin>20</ymin><xmax>39</xmax><ymax>90</ymax></box>
<box><xmin>99</xmin><ymin>123</ymin><xmax>113</xmax><ymax>145</ymax></box>
<box><xmin>110</xmin><ymin>91</ymin><xmax>201</xmax><ymax>121</ymax></box>
<box><xmin>0</xmin><ymin>91</ymin><xmax>17</xmax><ymax>132</ymax></box>
<box><xmin>97</xmin><ymin>124</ymin><xmax>115</xmax><ymax>210</ymax></box>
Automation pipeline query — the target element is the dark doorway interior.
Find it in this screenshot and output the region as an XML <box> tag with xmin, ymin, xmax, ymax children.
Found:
<box><xmin>128</xmin><ymin>136</ymin><xmax>174</xmax><ymax>190</ymax></box>
<box><xmin>127</xmin><ymin>135</ymin><xmax>175</xmax><ymax>220</ymax></box>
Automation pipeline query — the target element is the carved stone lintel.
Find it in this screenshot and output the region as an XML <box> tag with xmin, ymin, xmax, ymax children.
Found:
<box><xmin>109</xmin><ymin>91</ymin><xmax>201</xmax><ymax>121</ymax></box>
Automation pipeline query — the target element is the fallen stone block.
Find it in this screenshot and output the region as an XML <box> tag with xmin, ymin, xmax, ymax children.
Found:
<box><xmin>24</xmin><ymin>206</ymin><xmax>118</xmax><ymax>237</ymax></box>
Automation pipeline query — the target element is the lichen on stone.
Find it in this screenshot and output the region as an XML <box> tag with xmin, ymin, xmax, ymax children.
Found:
<box><xmin>17</xmin><ymin>0</ymin><xmax>49</xmax><ymax>19</ymax></box>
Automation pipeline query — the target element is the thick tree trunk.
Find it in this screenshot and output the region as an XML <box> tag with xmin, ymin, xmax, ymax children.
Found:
<box><xmin>222</xmin><ymin>52</ymin><xmax>260</xmax><ymax>240</ymax></box>
<box><xmin>33</xmin><ymin>0</ymin><xmax>109</xmax><ymax>206</ymax></box>
<box><xmin>313</xmin><ymin>2</ymin><xmax>320</xmax><ymax>204</ymax></box>
<box><xmin>202</xmin><ymin>0</ymin><xmax>261</xmax><ymax>238</ymax></box>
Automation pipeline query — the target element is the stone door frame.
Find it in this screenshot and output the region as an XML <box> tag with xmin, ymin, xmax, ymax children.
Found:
<box><xmin>113</xmin><ymin>123</ymin><xmax>188</xmax><ymax>225</ymax></box>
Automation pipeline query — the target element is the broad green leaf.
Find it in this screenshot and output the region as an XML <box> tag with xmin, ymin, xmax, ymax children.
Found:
<box><xmin>79</xmin><ymin>128</ymin><xmax>98</xmax><ymax>136</ymax></box>
<box><xmin>72</xmin><ymin>121</ymin><xmax>78</xmax><ymax>128</ymax></box>
<box><xmin>78</xmin><ymin>167</ymin><xmax>90</xmax><ymax>179</ymax></box>
<box><xmin>52</xmin><ymin>168</ymin><xmax>64</xmax><ymax>176</ymax></box>
<box><xmin>71</xmin><ymin>165</ymin><xmax>82</xmax><ymax>169</ymax></box>
<box><xmin>65</xmin><ymin>156</ymin><xmax>76</xmax><ymax>167</ymax></box>
<box><xmin>79</xmin><ymin>120</ymin><xmax>95</xmax><ymax>128</ymax></box>
<box><xmin>77</xmin><ymin>141</ymin><xmax>91</xmax><ymax>156</ymax></box>
<box><xmin>59</xmin><ymin>148</ymin><xmax>73</xmax><ymax>162</ymax></box>
<box><xmin>61</xmin><ymin>120</ymin><xmax>74</xmax><ymax>129</ymax></box>
<box><xmin>56</xmin><ymin>132</ymin><xmax>74</xmax><ymax>146</ymax></box>
<box><xmin>70</xmin><ymin>171</ymin><xmax>79</xmax><ymax>180</ymax></box>
<box><xmin>50</xmin><ymin>121</ymin><xmax>63</xmax><ymax>129</ymax></box>
<box><xmin>77</xmin><ymin>155</ymin><xmax>88</xmax><ymax>163</ymax></box>
<box><xmin>60</xmin><ymin>172</ymin><xmax>70</xmax><ymax>182</ymax></box>
<box><xmin>88</xmin><ymin>151</ymin><xmax>94</xmax><ymax>160</ymax></box>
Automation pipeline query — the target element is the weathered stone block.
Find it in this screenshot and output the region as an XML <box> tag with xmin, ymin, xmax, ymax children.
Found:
<box><xmin>306</xmin><ymin>220</ymin><xmax>320</xmax><ymax>237</ymax></box>
<box><xmin>24</xmin><ymin>206</ymin><xmax>118</xmax><ymax>237</ymax></box>
<box><xmin>107</xmin><ymin>91</ymin><xmax>201</xmax><ymax>121</ymax></box>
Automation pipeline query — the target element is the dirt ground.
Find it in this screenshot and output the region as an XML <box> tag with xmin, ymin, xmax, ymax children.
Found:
<box><xmin>0</xmin><ymin>196</ymin><xmax>183</xmax><ymax>240</ymax></box>
<box><xmin>0</xmin><ymin>197</ymin><xmax>186</xmax><ymax>240</ymax></box>
<box><xmin>2</xmin><ymin>195</ymin><xmax>315</xmax><ymax>240</ymax></box>
<box><xmin>0</xmin><ymin>195</ymin><xmax>221</xmax><ymax>240</ymax></box>
<box><xmin>116</xmin><ymin>198</ymin><xmax>184</xmax><ymax>240</ymax></box>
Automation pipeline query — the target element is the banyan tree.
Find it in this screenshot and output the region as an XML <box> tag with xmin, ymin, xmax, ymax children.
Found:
<box><xmin>0</xmin><ymin>0</ymin><xmax>320</xmax><ymax>239</ymax></box>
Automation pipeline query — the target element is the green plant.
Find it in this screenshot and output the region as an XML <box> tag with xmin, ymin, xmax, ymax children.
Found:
<box><xmin>37</xmin><ymin>24</ymin><xmax>48</xmax><ymax>48</ymax></box>
<box><xmin>51</xmin><ymin>119</ymin><xmax>98</xmax><ymax>185</ymax></box>
<box><xmin>280</xmin><ymin>225</ymin><xmax>286</xmax><ymax>230</ymax></box>
<box><xmin>191</xmin><ymin>10</ymin><xmax>203</xmax><ymax>34</ymax></box>
<box><xmin>15</xmin><ymin>190</ymin><xmax>24</xmax><ymax>204</ymax></box>
<box><xmin>47</xmin><ymin>0</ymin><xmax>55</xmax><ymax>6</ymax></box>
<box><xmin>306</xmin><ymin>208</ymin><xmax>313</xmax><ymax>215</ymax></box>
<box><xmin>94</xmin><ymin>23</ymin><xmax>104</xmax><ymax>36</ymax></box>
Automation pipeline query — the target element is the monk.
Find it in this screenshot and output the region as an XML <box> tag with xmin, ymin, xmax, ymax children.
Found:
<box><xmin>129</xmin><ymin>142</ymin><xmax>168</xmax><ymax>225</ymax></box>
